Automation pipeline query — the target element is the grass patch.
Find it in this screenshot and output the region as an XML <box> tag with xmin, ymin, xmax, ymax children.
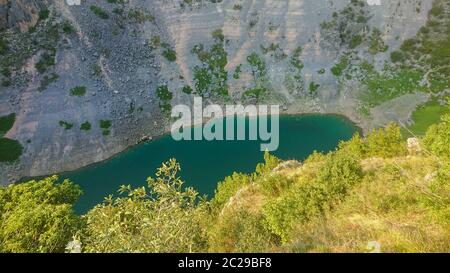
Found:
<box><xmin>0</xmin><ymin>138</ymin><xmax>23</xmax><ymax>162</ymax></box>
<box><xmin>360</xmin><ymin>67</ymin><xmax>425</xmax><ymax>107</ymax></box>
<box><xmin>402</xmin><ymin>100</ymin><xmax>450</xmax><ymax>137</ymax></box>
<box><xmin>0</xmin><ymin>113</ymin><xmax>15</xmax><ymax>136</ymax></box>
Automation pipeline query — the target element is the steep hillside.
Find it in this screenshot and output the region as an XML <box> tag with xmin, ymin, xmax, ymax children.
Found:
<box><xmin>0</xmin><ymin>0</ymin><xmax>449</xmax><ymax>184</ymax></box>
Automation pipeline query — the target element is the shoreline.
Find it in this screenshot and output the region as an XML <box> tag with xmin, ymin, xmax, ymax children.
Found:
<box><xmin>17</xmin><ymin>111</ymin><xmax>363</xmax><ymax>183</ymax></box>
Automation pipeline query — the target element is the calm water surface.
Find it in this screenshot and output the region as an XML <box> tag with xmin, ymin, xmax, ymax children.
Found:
<box><xmin>62</xmin><ymin>115</ymin><xmax>358</xmax><ymax>213</ymax></box>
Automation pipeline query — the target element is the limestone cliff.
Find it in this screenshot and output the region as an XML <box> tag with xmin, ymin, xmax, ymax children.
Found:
<box><xmin>0</xmin><ymin>0</ymin><xmax>47</xmax><ymax>32</ymax></box>
<box><xmin>0</xmin><ymin>0</ymin><xmax>444</xmax><ymax>184</ymax></box>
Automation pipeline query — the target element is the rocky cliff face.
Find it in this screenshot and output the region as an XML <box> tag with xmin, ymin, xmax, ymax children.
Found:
<box><xmin>0</xmin><ymin>0</ymin><xmax>47</xmax><ymax>32</ymax></box>
<box><xmin>0</xmin><ymin>0</ymin><xmax>438</xmax><ymax>184</ymax></box>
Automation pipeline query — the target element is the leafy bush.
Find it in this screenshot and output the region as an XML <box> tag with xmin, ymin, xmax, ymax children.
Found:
<box><xmin>423</xmin><ymin>113</ymin><xmax>450</xmax><ymax>159</ymax></box>
<box><xmin>182</xmin><ymin>85</ymin><xmax>193</xmax><ymax>94</ymax></box>
<box><xmin>0</xmin><ymin>176</ymin><xmax>82</xmax><ymax>253</ymax></box>
<box><xmin>80</xmin><ymin>122</ymin><xmax>91</xmax><ymax>131</ymax></box>
<box><xmin>331</xmin><ymin>56</ymin><xmax>348</xmax><ymax>77</ymax></box>
<box><xmin>365</xmin><ymin>123</ymin><xmax>407</xmax><ymax>158</ymax></box>
<box><xmin>309</xmin><ymin>81</ymin><xmax>320</xmax><ymax>94</ymax></box>
<box><xmin>339</xmin><ymin>124</ymin><xmax>407</xmax><ymax>159</ymax></box>
<box><xmin>162</xmin><ymin>48</ymin><xmax>177</xmax><ymax>62</ymax></box>
<box><xmin>99</xmin><ymin>120</ymin><xmax>110</xmax><ymax>129</ymax></box>
<box><xmin>390</xmin><ymin>51</ymin><xmax>406</xmax><ymax>63</ymax></box>
<box><xmin>82</xmin><ymin>159</ymin><xmax>207</xmax><ymax>252</ymax></box>
<box><xmin>70</xmin><ymin>86</ymin><xmax>86</xmax><ymax>96</ymax></box>
<box><xmin>350</xmin><ymin>34</ymin><xmax>363</xmax><ymax>49</ymax></box>
<box><xmin>211</xmin><ymin>172</ymin><xmax>252</xmax><ymax>210</ymax></box>
<box><xmin>38</xmin><ymin>9</ymin><xmax>50</xmax><ymax>21</ymax></box>
<box><xmin>263</xmin><ymin>153</ymin><xmax>362</xmax><ymax>242</ymax></box>
<box><xmin>156</xmin><ymin>85</ymin><xmax>173</xmax><ymax>101</ymax></box>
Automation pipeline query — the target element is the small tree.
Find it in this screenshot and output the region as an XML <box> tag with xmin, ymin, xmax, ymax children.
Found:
<box><xmin>423</xmin><ymin>113</ymin><xmax>450</xmax><ymax>159</ymax></box>
<box><xmin>82</xmin><ymin>159</ymin><xmax>207</xmax><ymax>253</ymax></box>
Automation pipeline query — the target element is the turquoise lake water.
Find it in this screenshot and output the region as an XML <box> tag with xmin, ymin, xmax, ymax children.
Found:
<box><xmin>62</xmin><ymin>115</ymin><xmax>358</xmax><ymax>214</ymax></box>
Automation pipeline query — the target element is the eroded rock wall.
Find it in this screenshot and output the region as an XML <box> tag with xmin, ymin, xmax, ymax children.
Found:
<box><xmin>0</xmin><ymin>0</ymin><xmax>435</xmax><ymax>184</ymax></box>
<box><xmin>0</xmin><ymin>0</ymin><xmax>47</xmax><ymax>32</ymax></box>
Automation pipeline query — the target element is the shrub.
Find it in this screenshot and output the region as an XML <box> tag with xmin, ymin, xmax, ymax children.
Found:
<box><xmin>0</xmin><ymin>113</ymin><xmax>15</xmax><ymax>136</ymax></box>
<box><xmin>331</xmin><ymin>56</ymin><xmax>348</xmax><ymax>77</ymax></box>
<box><xmin>309</xmin><ymin>81</ymin><xmax>320</xmax><ymax>94</ymax></box>
<box><xmin>82</xmin><ymin>159</ymin><xmax>207</xmax><ymax>252</ymax></box>
<box><xmin>0</xmin><ymin>138</ymin><xmax>23</xmax><ymax>162</ymax></box>
<box><xmin>61</xmin><ymin>21</ymin><xmax>75</xmax><ymax>35</ymax></box>
<box><xmin>212</xmin><ymin>29</ymin><xmax>224</xmax><ymax>42</ymax></box>
<box><xmin>182</xmin><ymin>85</ymin><xmax>193</xmax><ymax>94</ymax></box>
<box><xmin>35</xmin><ymin>51</ymin><xmax>56</xmax><ymax>73</ymax></box>
<box><xmin>99</xmin><ymin>120</ymin><xmax>111</xmax><ymax>129</ymax></box>
<box><xmin>70</xmin><ymin>86</ymin><xmax>86</xmax><ymax>96</ymax></box>
<box><xmin>350</xmin><ymin>34</ymin><xmax>363</xmax><ymax>49</ymax></box>
<box><xmin>211</xmin><ymin>172</ymin><xmax>252</xmax><ymax>210</ymax></box>
<box><xmin>0</xmin><ymin>176</ymin><xmax>82</xmax><ymax>253</ymax></box>
<box><xmin>162</xmin><ymin>48</ymin><xmax>176</xmax><ymax>62</ymax></box>
<box><xmin>38</xmin><ymin>9</ymin><xmax>50</xmax><ymax>21</ymax></box>
<box><xmin>80</xmin><ymin>122</ymin><xmax>91</xmax><ymax>131</ymax></box>
<box><xmin>59</xmin><ymin>121</ymin><xmax>73</xmax><ymax>130</ymax></box>
<box><xmin>263</xmin><ymin>153</ymin><xmax>362</xmax><ymax>242</ymax></box>
<box><xmin>90</xmin><ymin>6</ymin><xmax>109</xmax><ymax>19</ymax></box>
<box><xmin>390</xmin><ymin>51</ymin><xmax>406</xmax><ymax>63</ymax></box>
<box><xmin>156</xmin><ymin>85</ymin><xmax>173</xmax><ymax>101</ymax></box>
<box><xmin>366</xmin><ymin>123</ymin><xmax>407</xmax><ymax>158</ymax></box>
<box><xmin>423</xmin><ymin>113</ymin><xmax>450</xmax><ymax>159</ymax></box>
